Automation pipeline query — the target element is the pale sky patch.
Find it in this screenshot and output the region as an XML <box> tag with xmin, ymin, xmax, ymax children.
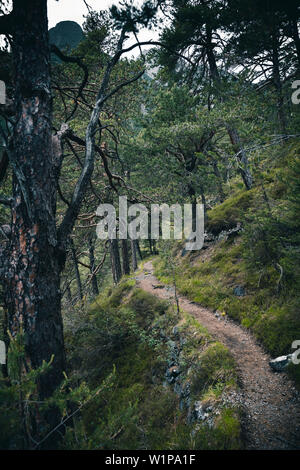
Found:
<box><xmin>47</xmin><ymin>0</ymin><xmax>160</xmax><ymax>57</ymax></box>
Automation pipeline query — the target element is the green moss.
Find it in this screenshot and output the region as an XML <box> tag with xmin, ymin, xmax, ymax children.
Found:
<box><xmin>90</xmin><ymin>277</ymin><xmax>136</xmax><ymax>313</ymax></box>
<box><xmin>206</xmin><ymin>188</ymin><xmax>257</xmax><ymax>235</ymax></box>
<box><xmin>253</xmin><ymin>305</ymin><xmax>300</xmax><ymax>357</ymax></box>
<box><xmin>126</xmin><ymin>288</ymin><xmax>169</xmax><ymax>324</ymax></box>
<box><xmin>176</xmin><ymin>408</ymin><xmax>242</xmax><ymax>450</ymax></box>
<box><xmin>212</xmin><ymin>408</ymin><xmax>242</xmax><ymax>450</ymax></box>
<box><xmin>64</xmin><ymin>275</ymin><xmax>242</xmax><ymax>450</ymax></box>
<box><xmin>189</xmin><ymin>342</ymin><xmax>238</xmax><ymax>400</ymax></box>
<box><xmin>155</xmin><ymin>152</ymin><xmax>300</xmax><ymax>391</ymax></box>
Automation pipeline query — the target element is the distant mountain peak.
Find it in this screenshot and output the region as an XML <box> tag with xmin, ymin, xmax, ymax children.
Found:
<box><xmin>49</xmin><ymin>20</ymin><xmax>84</xmax><ymax>53</ymax></box>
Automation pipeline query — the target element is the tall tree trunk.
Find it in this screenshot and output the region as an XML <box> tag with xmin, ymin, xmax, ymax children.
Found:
<box><xmin>110</xmin><ymin>239</ymin><xmax>122</xmax><ymax>283</ymax></box>
<box><xmin>0</xmin><ymin>0</ymin><xmax>143</xmax><ymax>446</ymax></box>
<box><xmin>5</xmin><ymin>0</ymin><xmax>66</xmax><ymax>440</ymax></box>
<box><xmin>70</xmin><ymin>238</ymin><xmax>83</xmax><ymax>301</ymax></box>
<box><xmin>136</xmin><ymin>240</ymin><xmax>143</xmax><ymax>260</ymax></box>
<box><xmin>206</xmin><ymin>25</ymin><xmax>220</xmax><ymax>82</ymax></box>
<box><xmin>121</xmin><ymin>239</ymin><xmax>130</xmax><ymax>275</ymax></box>
<box><xmin>131</xmin><ymin>239</ymin><xmax>138</xmax><ymax>271</ymax></box>
<box><xmin>88</xmin><ymin>235</ymin><xmax>99</xmax><ymax>296</ymax></box>
<box><xmin>205</xmin><ymin>32</ymin><xmax>253</xmax><ymax>190</ymax></box>
<box><xmin>187</xmin><ymin>183</ymin><xmax>198</xmax><ymax>231</ymax></box>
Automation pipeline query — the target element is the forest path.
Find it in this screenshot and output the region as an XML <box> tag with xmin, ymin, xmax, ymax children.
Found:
<box><xmin>135</xmin><ymin>260</ymin><xmax>300</xmax><ymax>450</ymax></box>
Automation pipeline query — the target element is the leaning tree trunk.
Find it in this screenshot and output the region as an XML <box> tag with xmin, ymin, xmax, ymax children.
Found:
<box><xmin>5</xmin><ymin>0</ymin><xmax>66</xmax><ymax>438</ymax></box>
<box><xmin>136</xmin><ymin>240</ymin><xmax>143</xmax><ymax>261</ymax></box>
<box><xmin>121</xmin><ymin>239</ymin><xmax>130</xmax><ymax>275</ymax></box>
<box><xmin>131</xmin><ymin>239</ymin><xmax>138</xmax><ymax>271</ymax></box>
<box><xmin>88</xmin><ymin>235</ymin><xmax>99</xmax><ymax>296</ymax></box>
<box><xmin>110</xmin><ymin>239</ymin><xmax>122</xmax><ymax>283</ymax></box>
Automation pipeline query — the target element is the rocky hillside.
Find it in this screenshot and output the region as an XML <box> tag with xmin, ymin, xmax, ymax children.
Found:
<box><xmin>49</xmin><ymin>21</ymin><xmax>84</xmax><ymax>55</ymax></box>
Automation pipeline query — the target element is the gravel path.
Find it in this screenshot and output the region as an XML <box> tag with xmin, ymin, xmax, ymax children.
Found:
<box><xmin>135</xmin><ymin>260</ymin><xmax>300</xmax><ymax>450</ymax></box>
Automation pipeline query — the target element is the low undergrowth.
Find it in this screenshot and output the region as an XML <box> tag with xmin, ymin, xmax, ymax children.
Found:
<box><xmin>154</xmin><ymin>239</ymin><xmax>300</xmax><ymax>389</ymax></box>
<box><xmin>63</xmin><ymin>276</ymin><xmax>242</xmax><ymax>450</ymax></box>
<box><xmin>154</xmin><ymin>145</ymin><xmax>300</xmax><ymax>389</ymax></box>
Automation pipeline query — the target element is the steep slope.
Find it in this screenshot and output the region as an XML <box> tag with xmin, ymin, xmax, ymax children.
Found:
<box><xmin>63</xmin><ymin>278</ymin><xmax>242</xmax><ymax>450</ymax></box>
<box><xmin>137</xmin><ymin>261</ymin><xmax>300</xmax><ymax>450</ymax></box>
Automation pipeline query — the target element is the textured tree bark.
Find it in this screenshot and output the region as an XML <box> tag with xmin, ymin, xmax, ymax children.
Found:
<box><xmin>0</xmin><ymin>1</ymin><xmax>144</xmax><ymax>447</ymax></box>
<box><xmin>131</xmin><ymin>239</ymin><xmax>138</xmax><ymax>271</ymax></box>
<box><xmin>206</xmin><ymin>26</ymin><xmax>220</xmax><ymax>83</ymax></box>
<box><xmin>88</xmin><ymin>235</ymin><xmax>99</xmax><ymax>296</ymax></box>
<box><xmin>110</xmin><ymin>239</ymin><xmax>122</xmax><ymax>283</ymax></box>
<box><xmin>121</xmin><ymin>239</ymin><xmax>130</xmax><ymax>276</ymax></box>
<box><xmin>4</xmin><ymin>0</ymin><xmax>66</xmax><ymax>440</ymax></box>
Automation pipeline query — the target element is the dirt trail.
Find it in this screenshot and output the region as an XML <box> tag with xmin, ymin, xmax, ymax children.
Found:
<box><xmin>136</xmin><ymin>260</ymin><xmax>300</xmax><ymax>450</ymax></box>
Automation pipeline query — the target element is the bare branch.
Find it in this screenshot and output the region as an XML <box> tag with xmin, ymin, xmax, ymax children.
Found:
<box><xmin>66</xmin><ymin>131</ymin><xmax>119</xmax><ymax>193</ymax></box>
<box><xmin>56</xmin><ymin>29</ymin><xmax>185</xmax><ymax>246</ymax></box>
<box><xmin>50</xmin><ymin>45</ymin><xmax>89</xmax><ymax>121</ymax></box>
<box><xmin>52</xmin><ymin>123</ymin><xmax>69</xmax><ymax>184</ymax></box>
<box><xmin>96</xmin><ymin>69</ymin><xmax>145</xmax><ymax>108</ymax></box>
<box><xmin>120</xmin><ymin>40</ymin><xmax>194</xmax><ymax>65</ymax></box>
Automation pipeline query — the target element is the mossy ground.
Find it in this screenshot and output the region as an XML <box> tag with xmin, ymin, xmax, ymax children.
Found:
<box><xmin>155</xmin><ymin>239</ymin><xmax>300</xmax><ymax>389</ymax></box>
<box><xmin>63</xmin><ymin>276</ymin><xmax>242</xmax><ymax>450</ymax></box>
<box><xmin>154</xmin><ymin>146</ymin><xmax>300</xmax><ymax>389</ymax></box>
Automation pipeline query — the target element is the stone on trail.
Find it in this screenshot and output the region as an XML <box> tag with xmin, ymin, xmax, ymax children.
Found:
<box><xmin>269</xmin><ymin>354</ymin><xmax>293</xmax><ymax>372</ymax></box>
